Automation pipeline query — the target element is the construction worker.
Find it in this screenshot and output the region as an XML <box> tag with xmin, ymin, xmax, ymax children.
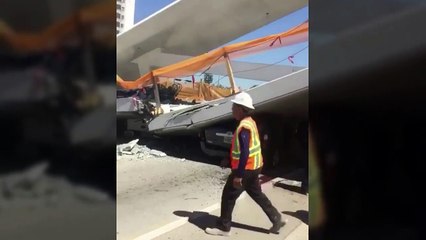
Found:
<box><xmin>206</xmin><ymin>92</ymin><xmax>286</xmax><ymax>236</ymax></box>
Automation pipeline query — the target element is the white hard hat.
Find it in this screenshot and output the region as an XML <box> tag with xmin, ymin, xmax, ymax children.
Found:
<box><xmin>231</xmin><ymin>92</ymin><xmax>255</xmax><ymax>109</ymax></box>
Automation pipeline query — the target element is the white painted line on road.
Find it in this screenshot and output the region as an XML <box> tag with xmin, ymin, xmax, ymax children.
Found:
<box><xmin>133</xmin><ymin>178</ymin><xmax>275</xmax><ymax>240</ymax></box>
<box><xmin>133</xmin><ymin>202</ymin><xmax>222</xmax><ymax>240</ymax></box>
<box><xmin>133</xmin><ymin>217</ymin><xmax>188</xmax><ymax>240</ymax></box>
<box><xmin>201</xmin><ymin>202</ymin><xmax>221</xmax><ymax>213</ymax></box>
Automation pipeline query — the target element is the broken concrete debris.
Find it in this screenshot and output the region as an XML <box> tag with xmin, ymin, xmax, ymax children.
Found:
<box><xmin>73</xmin><ymin>186</ymin><xmax>110</xmax><ymax>203</ymax></box>
<box><xmin>117</xmin><ymin>139</ymin><xmax>167</xmax><ymax>159</ymax></box>
<box><xmin>131</xmin><ymin>146</ymin><xmax>141</xmax><ymax>154</ymax></box>
<box><xmin>125</xmin><ymin>139</ymin><xmax>139</xmax><ymax>150</ymax></box>
<box><xmin>0</xmin><ymin>162</ymin><xmax>111</xmax><ymax>208</ymax></box>
<box><xmin>149</xmin><ymin>149</ymin><xmax>167</xmax><ymax>157</ymax></box>
<box><xmin>121</xmin><ymin>150</ymin><xmax>133</xmax><ymax>155</ymax></box>
<box><xmin>274</xmin><ymin>178</ymin><xmax>302</xmax><ymax>188</ymax></box>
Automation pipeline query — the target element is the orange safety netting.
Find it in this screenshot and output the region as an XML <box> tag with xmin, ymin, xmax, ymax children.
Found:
<box><xmin>0</xmin><ymin>1</ymin><xmax>115</xmax><ymax>53</ymax></box>
<box><xmin>159</xmin><ymin>78</ymin><xmax>232</xmax><ymax>103</ymax></box>
<box><xmin>117</xmin><ymin>20</ymin><xmax>308</xmax><ymax>90</ymax></box>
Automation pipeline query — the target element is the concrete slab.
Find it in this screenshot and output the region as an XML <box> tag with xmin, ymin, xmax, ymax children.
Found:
<box><xmin>117</xmin><ymin>0</ymin><xmax>307</xmax><ymax>78</ymax></box>
<box><xmin>148</xmin><ymin>181</ymin><xmax>308</xmax><ymax>240</ymax></box>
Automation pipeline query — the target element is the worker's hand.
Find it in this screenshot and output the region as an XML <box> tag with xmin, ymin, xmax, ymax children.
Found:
<box><xmin>233</xmin><ymin>177</ymin><xmax>243</xmax><ymax>189</ymax></box>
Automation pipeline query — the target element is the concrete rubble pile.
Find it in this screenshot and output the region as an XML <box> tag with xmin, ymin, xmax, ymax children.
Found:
<box><xmin>275</xmin><ymin>178</ymin><xmax>303</xmax><ymax>187</ymax></box>
<box><xmin>116</xmin><ymin>139</ymin><xmax>167</xmax><ymax>160</ymax></box>
<box><xmin>0</xmin><ymin>162</ymin><xmax>111</xmax><ymax>209</ymax></box>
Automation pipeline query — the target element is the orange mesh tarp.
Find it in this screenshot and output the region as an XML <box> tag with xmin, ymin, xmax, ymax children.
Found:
<box><xmin>159</xmin><ymin>78</ymin><xmax>232</xmax><ymax>103</ymax></box>
<box><xmin>0</xmin><ymin>1</ymin><xmax>115</xmax><ymax>53</ymax></box>
<box><xmin>117</xmin><ymin>20</ymin><xmax>308</xmax><ymax>90</ymax></box>
<box><xmin>177</xmin><ymin>82</ymin><xmax>232</xmax><ymax>102</ymax></box>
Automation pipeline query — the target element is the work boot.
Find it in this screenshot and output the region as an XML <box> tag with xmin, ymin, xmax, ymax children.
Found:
<box><xmin>205</xmin><ymin>227</ymin><xmax>230</xmax><ymax>236</ymax></box>
<box><xmin>270</xmin><ymin>215</ymin><xmax>287</xmax><ymax>234</ymax></box>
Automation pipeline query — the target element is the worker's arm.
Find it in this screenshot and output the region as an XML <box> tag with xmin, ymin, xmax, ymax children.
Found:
<box><xmin>235</xmin><ymin>128</ymin><xmax>250</xmax><ymax>178</ymax></box>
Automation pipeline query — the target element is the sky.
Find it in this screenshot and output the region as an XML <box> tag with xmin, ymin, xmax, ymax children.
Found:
<box><xmin>134</xmin><ymin>0</ymin><xmax>175</xmax><ymax>23</ymax></box>
<box><xmin>133</xmin><ymin>0</ymin><xmax>308</xmax><ymax>90</ymax></box>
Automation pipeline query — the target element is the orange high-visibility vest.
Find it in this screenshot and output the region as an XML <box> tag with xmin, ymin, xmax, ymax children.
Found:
<box><xmin>230</xmin><ymin>117</ymin><xmax>263</xmax><ymax>170</ymax></box>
